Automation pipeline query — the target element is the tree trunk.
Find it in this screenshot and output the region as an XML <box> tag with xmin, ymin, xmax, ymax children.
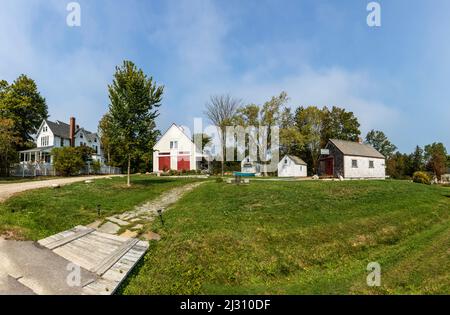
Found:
<box><xmin>127</xmin><ymin>155</ymin><xmax>131</xmax><ymax>187</ymax></box>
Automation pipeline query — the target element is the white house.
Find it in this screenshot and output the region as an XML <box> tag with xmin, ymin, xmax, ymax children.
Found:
<box><xmin>152</xmin><ymin>123</ymin><xmax>202</xmax><ymax>172</ymax></box>
<box><xmin>318</xmin><ymin>139</ymin><xmax>385</xmax><ymax>179</ymax></box>
<box><xmin>278</xmin><ymin>155</ymin><xmax>307</xmax><ymax>177</ymax></box>
<box><xmin>19</xmin><ymin>117</ymin><xmax>102</xmax><ymax>164</ymax></box>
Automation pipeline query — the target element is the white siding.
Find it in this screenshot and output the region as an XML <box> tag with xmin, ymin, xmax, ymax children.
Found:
<box><xmin>36</xmin><ymin>121</ymin><xmax>55</xmax><ymax>148</ymax></box>
<box><xmin>277</xmin><ymin>156</ymin><xmax>307</xmax><ymax>177</ymax></box>
<box><xmin>153</xmin><ymin>124</ymin><xmax>198</xmax><ymax>172</ymax></box>
<box><xmin>343</xmin><ymin>156</ymin><xmax>385</xmax><ymax>179</ymax></box>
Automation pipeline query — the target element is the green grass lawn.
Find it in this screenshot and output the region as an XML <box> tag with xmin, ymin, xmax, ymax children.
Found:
<box><xmin>0</xmin><ymin>175</ymin><xmax>201</xmax><ymax>240</ymax></box>
<box><xmin>121</xmin><ymin>180</ymin><xmax>450</xmax><ymax>294</ymax></box>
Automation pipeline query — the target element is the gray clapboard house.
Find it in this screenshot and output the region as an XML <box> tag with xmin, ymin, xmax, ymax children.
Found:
<box><xmin>318</xmin><ymin>139</ymin><xmax>385</xmax><ymax>179</ymax></box>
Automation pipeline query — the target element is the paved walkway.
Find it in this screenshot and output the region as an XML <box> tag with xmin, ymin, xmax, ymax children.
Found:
<box><xmin>92</xmin><ymin>181</ymin><xmax>205</xmax><ymax>239</ymax></box>
<box><xmin>0</xmin><ymin>175</ymin><xmax>121</xmax><ymax>202</ymax></box>
<box><xmin>0</xmin><ymin>180</ymin><xmax>206</xmax><ymax>294</ymax></box>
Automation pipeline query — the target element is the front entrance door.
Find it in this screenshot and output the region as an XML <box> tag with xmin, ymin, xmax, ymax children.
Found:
<box><xmin>325</xmin><ymin>158</ymin><xmax>334</xmax><ymax>176</ymax></box>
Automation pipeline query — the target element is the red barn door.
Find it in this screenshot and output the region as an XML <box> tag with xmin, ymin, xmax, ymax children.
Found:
<box><xmin>158</xmin><ymin>156</ymin><xmax>170</xmax><ymax>171</ymax></box>
<box><xmin>177</xmin><ymin>156</ymin><xmax>190</xmax><ymax>171</ymax></box>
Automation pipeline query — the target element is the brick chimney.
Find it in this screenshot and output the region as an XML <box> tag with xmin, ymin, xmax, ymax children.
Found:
<box><xmin>69</xmin><ymin>117</ymin><xmax>76</xmax><ymax>147</ymax></box>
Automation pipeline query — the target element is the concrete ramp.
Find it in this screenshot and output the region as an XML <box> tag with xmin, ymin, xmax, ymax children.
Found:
<box><xmin>38</xmin><ymin>226</ymin><xmax>149</xmax><ymax>295</ymax></box>
<box><xmin>0</xmin><ymin>226</ymin><xmax>148</xmax><ymax>295</ymax></box>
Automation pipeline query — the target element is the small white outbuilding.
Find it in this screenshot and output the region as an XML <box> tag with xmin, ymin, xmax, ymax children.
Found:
<box><xmin>278</xmin><ymin>155</ymin><xmax>307</xmax><ymax>177</ymax></box>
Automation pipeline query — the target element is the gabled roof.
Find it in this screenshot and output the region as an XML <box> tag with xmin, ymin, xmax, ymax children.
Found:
<box><xmin>76</xmin><ymin>128</ymin><xmax>98</xmax><ymax>142</ymax></box>
<box><xmin>45</xmin><ymin>120</ymin><xmax>71</xmax><ymax>139</ymax></box>
<box><xmin>328</xmin><ymin>139</ymin><xmax>384</xmax><ymax>159</ymax></box>
<box><xmin>285</xmin><ymin>155</ymin><xmax>307</xmax><ymax>165</ymax></box>
<box><xmin>153</xmin><ymin>123</ymin><xmax>194</xmax><ymax>148</ymax></box>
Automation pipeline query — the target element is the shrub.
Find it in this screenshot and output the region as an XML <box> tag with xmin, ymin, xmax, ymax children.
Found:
<box><xmin>215</xmin><ymin>177</ymin><xmax>223</xmax><ymax>183</ymax></box>
<box><xmin>412</xmin><ymin>171</ymin><xmax>431</xmax><ymax>185</ymax></box>
<box><xmin>52</xmin><ymin>147</ymin><xmax>85</xmax><ymax>176</ymax></box>
<box><xmin>92</xmin><ymin>160</ymin><xmax>101</xmax><ymax>174</ymax></box>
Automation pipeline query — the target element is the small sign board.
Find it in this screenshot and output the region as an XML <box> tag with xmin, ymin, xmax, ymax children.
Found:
<box><xmin>320</xmin><ymin>149</ymin><xmax>330</xmax><ymax>155</ymax></box>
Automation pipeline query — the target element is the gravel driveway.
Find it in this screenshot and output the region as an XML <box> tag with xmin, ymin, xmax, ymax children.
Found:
<box><xmin>0</xmin><ymin>175</ymin><xmax>121</xmax><ymax>202</ymax></box>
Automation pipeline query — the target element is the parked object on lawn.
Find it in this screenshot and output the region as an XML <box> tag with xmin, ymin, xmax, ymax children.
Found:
<box><xmin>241</xmin><ymin>156</ymin><xmax>261</xmax><ymax>174</ymax></box>
<box><xmin>152</xmin><ymin>123</ymin><xmax>205</xmax><ymax>173</ymax></box>
<box><xmin>318</xmin><ymin>139</ymin><xmax>386</xmax><ymax>179</ymax></box>
<box><xmin>278</xmin><ymin>155</ymin><xmax>307</xmax><ymax>177</ymax></box>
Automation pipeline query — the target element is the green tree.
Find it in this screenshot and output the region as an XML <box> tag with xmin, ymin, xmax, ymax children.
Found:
<box><xmin>52</xmin><ymin>147</ymin><xmax>85</xmax><ymax>177</ymax></box>
<box><xmin>0</xmin><ymin>75</ymin><xmax>48</xmax><ymax>148</ymax></box>
<box><xmin>365</xmin><ymin>129</ymin><xmax>397</xmax><ymax>158</ymax></box>
<box><xmin>108</xmin><ymin>60</ymin><xmax>163</xmax><ymax>186</ymax></box>
<box><xmin>386</xmin><ymin>152</ymin><xmax>408</xmax><ymax>179</ymax></box>
<box><xmin>192</xmin><ymin>133</ymin><xmax>212</xmax><ymax>152</ymax></box>
<box><xmin>204</xmin><ymin>94</ymin><xmax>242</xmax><ymax>176</ymax></box>
<box><xmin>0</xmin><ymin>118</ymin><xmax>21</xmax><ymax>176</ymax></box>
<box><xmin>280</xmin><ymin>107</ymin><xmax>305</xmax><ymax>155</ymax></box>
<box><xmin>424</xmin><ymin>142</ymin><xmax>448</xmax><ymax>180</ymax></box>
<box><xmin>235</xmin><ymin>92</ymin><xmax>288</xmax><ymax>175</ymax></box>
<box><xmin>98</xmin><ymin>113</ymin><xmax>113</xmax><ymax>166</ymax></box>
<box><xmin>408</xmin><ymin>145</ymin><xmax>425</xmax><ymax>175</ymax></box>
<box><xmin>321</xmin><ymin>106</ymin><xmax>360</xmax><ymax>147</ymax></box>
<box><xmin>294</xmin><ymin>106</ymin><xmax>324</xmax><ymax>174</ymax></box>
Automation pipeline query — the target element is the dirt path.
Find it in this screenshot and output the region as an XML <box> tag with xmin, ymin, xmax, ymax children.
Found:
<box><xmin>0</xmin><ymin>175</ymin><xmax>121</xmax><ymax>202</ymax></box>
<box><xmin>93</xmin><ymin>181</ymin><xmax>206</xmax><ymax>238</ymax></box>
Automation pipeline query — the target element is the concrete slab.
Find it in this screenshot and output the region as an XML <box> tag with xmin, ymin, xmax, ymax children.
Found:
<box><xmin>97</xmin><ymin>221</ymin><xmax>120</xmax><ymax>234</ymax></box>
<box><xmin>0</xmin><ymin>274</ymin><xmax>35</xmax><ymax>295</ymax></box>
<box><xmin>0</xmin><ymin>239</ymin><xmax>97</xmax><ymax>295</ymax></box>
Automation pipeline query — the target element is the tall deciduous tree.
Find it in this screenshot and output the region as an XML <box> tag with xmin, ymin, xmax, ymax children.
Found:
<box><xmin>234</xmin><ymin>92</ymin><xmax>289</xmax><ymax>175</ymax></box>
<box><xmin>365</xmin><ymin>129</ymin><xmax>397</xmax><ymax>158</ymax></box>
<box><xmin>108</xmin><ymin>60</ymin><xmax>163</xmax><ymax>186</ymax></box>
<box><xmin>294</xmin><ymin>106</ymin><xmax>324</xmax><ymax>173</ymax></box>
<box><xmin>321</xmin><ymin>106</ymin><xmax>360</xmax><ymax>146</ymax></box>
<box><xmin>408</xmin><ymin>145</ymin><xmax>425</xmax><ymax>174</ymax></box>
<box><xmin>280</xmin><ymin>107</ymin><xmax>305</xmax><ymax>155</ymax></box>
<box><xmin>0</xmin><ymin>118</ymin><xmax>21</xmax><ymax>176</ymax></box>
<box><xmin>0</xmin><ymin>75</ymin><xmax>48</xmax><ymax>148</ymax></box>
<box><xmin>98</xmin><ymin>113</ymin><xmax>113</xmax><ymax>166</ymax></box>
<box><xmin>204</xmin><ymin>94</ymin><xmax>241</xmax><ymax>176</ymax></box>
<box><xmin>424</xmin><ymin>142</ymin><xmax>448</xmax><ymax>180</ymax></box>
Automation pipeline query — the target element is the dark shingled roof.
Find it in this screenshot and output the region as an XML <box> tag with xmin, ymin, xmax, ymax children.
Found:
<box><xmin>45</xmin><ymin>120</ymin><xmax>71</xmax><ymax>139</ymax></box>
<box><xmin>329</xmin><ymin>139</ymin><xmax>385</xmax><ymax>159</ymax></box>
<box><xmin>45</xmin><ymin>120</ymin><xmax>96</xmax><ymax>140</ymax></box>
<box><xmin>76</xmin><ymin>128</ymin><xmax>98</xmax><ymax>143</ymax></box>
<box><xmin>286</xmin><ymin>155</ymin><xmax>307</xmax><ymax>165</ymax></box>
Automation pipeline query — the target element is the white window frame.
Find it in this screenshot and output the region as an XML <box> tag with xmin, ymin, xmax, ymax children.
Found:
<box><xmin>352</xmin><ymin>159</ymin><xmax>358</xmax><ymax>168</ymax></box>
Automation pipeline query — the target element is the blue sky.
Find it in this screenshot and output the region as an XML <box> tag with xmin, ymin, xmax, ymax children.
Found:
<box><xmin>1</xmin><ymin>0</ymin><xmax>449</xmax><ymax>152</ymax></box>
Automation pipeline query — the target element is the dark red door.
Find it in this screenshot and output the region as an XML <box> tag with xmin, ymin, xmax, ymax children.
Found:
<box><xmin>159</xmin><ymin>156</ymin><xmax>170</xmax><ymax>171</ymax></box>
<box><xmin>177</xmin><ymin>156</ymin><xmax>190</xmax><ymax>171</ymax></box>
<box><xmin>325</xmin><ymin>158</ymin><xmax>334</xmax><ymax>176</ymax></box>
